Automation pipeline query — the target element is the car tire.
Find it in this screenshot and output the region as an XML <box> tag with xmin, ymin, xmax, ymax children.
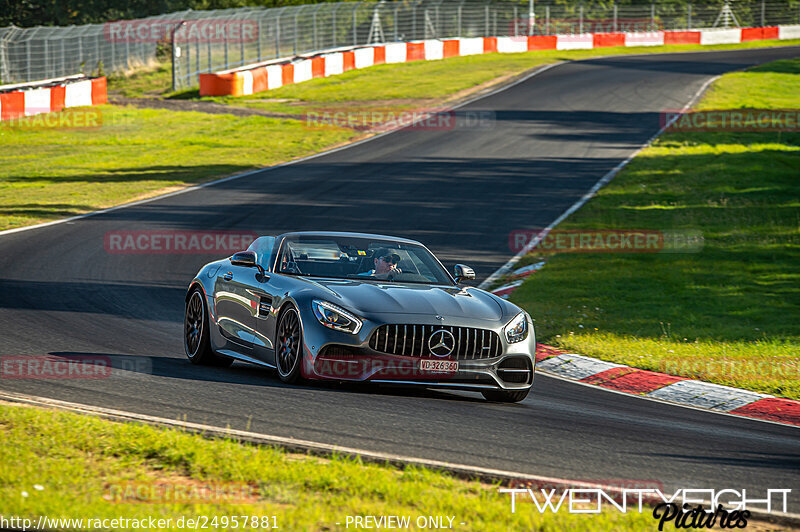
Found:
<box><xmin>481</xmin><ymin>389</ymin><xmax>530</xmax><ymax>403</ymax></box>
<box><xmin>276</xmin><ymin>305</ymin><xmax>303</xmax><ymax>384</ymax></box>
<box><xmin>184</xmin><ymin>288</ymin><xmax>233</xmax><ymax>367</ymax></box>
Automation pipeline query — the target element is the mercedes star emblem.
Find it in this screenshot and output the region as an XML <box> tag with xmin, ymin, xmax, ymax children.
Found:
<box><xmin>428</xmin><ymin>329</ymin><xmax>455</xmax><ymax>357</ymax></box>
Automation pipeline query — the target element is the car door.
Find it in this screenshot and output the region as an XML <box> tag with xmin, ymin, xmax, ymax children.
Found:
<box><xmin>253</xmin><ymin>275</ymin><xmax>296</xmax><ymax>366</ymax></box>
<box><xmin>214</xmin><ymin>264</ymin><xmax>261</xmax><ymax>351</ymax></box>
<box><xmin>250</xmin><ymin>279</ymin><xmax>278</xmax><ymax>363</ymax></box>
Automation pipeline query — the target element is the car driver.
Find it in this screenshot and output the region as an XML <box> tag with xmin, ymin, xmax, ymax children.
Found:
<box><xmin>359</xmin><ymin>248</ymin><xmax>402</xmax><ymax>280</ymax></box>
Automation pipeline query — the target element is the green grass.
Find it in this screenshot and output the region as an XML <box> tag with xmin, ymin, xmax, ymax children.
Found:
<box><xmin>696</xmin><ymin>57</ymin><xmax>800</xmax><ymax>110</ymax></box>
<box><xmin>0</xmin><ymin>403</ymin><xmax>658</xmax><ymax>531</ymax></box>
<box><xmin>108</xmin><ymin>62</ymin><xmax>173</xmax><ymax>98</ymax></box>
<box><xmin>0</xmin><ymin>106</ymin><xmax>352</xmax><ymax>230</ymax></box>
<box><xmin>509</xmin><ymin>58</ymin><xmax>800</xmax><ymax>399</ymax></box>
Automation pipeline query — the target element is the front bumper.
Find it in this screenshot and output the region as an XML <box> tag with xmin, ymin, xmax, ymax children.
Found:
<box><xmin>299</xmin><ymin>313</ymin><xmax>536</xmax><ymax>391</ymax></box>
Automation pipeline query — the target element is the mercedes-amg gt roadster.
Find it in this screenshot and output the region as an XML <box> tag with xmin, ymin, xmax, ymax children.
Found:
<box><xmin>184</xmin><ymin>232</ymin><xmax>535</xmax><ymax>402</ymax></box>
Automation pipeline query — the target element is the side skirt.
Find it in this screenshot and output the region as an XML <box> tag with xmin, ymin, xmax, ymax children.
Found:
<box><xmin>216</xmin><ymin>349</ymin><xmax>276</xmax><ymax>369</ymax></box>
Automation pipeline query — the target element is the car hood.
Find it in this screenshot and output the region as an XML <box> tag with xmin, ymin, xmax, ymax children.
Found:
<box><xmin>304</xmin><ymin>279</ymin><xmax>508</xmax><ymax>322</ymax></box>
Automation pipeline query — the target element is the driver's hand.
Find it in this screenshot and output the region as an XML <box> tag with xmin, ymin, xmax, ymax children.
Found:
<box><xmin>374</xmin><ymin>266</ymin><xmax>401</xmax><ymax>280</ymax></box>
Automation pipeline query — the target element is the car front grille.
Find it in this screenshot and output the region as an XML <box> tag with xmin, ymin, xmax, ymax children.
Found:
<box><xmin>368</xmin><ymin>324</ymin><xmax>502</xmax><ymax>360</ymax></box>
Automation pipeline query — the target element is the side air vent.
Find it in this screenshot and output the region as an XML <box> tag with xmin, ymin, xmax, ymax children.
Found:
<box><xmin>497</xmin><ymin>357</ymin><xmax>533</xmax><ymax>384</ymax></box>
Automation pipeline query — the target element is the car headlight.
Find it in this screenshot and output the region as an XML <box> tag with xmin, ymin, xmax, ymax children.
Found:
<box><xmin>504</xmin><ymin>312</ymin><xmax>528</xmax><ymax>343</ymax></box>
<box><xmin>312</xmin><ymin>300</ymin><xmax>362</xmax><ymax>334</ymax></box>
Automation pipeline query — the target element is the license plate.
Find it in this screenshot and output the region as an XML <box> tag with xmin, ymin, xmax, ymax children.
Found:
<box><xmin>419</xmin><ymin>359</ymin><xmax>458</xmax><ymax>373</ymax></box>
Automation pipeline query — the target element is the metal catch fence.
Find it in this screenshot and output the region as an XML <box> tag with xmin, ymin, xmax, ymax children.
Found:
<box><xmin>1</xmin><ymin>0</ymin><xmax>798</xmax><ymax>89</ymax></box>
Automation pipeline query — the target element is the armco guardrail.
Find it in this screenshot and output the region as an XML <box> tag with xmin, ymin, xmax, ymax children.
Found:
<box><xmin>199</xmin><ymin>25</ymin><xmax>800</xmax><ymax>97</ymax></box>
<box><xmin>0</xmin><ymin>75</ymin><xmax>107</xmax><ymax>121</ymax></box>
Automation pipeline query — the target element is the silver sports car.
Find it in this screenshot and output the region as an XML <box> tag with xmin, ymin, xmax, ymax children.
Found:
<box><xmin>184</xmin><ymin>232</ymin><xmax>535</xmax><ymax>402</ymax></box>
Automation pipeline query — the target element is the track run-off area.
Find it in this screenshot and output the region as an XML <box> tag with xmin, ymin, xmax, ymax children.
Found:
<box><xmin>1</xmin><ymin>47</ymin><xmax>798</xmax><ymax>509</ymax></box>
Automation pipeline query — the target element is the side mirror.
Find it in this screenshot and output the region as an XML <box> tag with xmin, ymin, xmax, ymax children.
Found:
<box><xmin>454</xmin><ymin>264</ymin><xmax>475</xmax><ymax>284</ymax></box>
<box><xmin>231</xmin><ymin>250</ymin><xmax>257</xmax><ymax>267</ymax></box>
<box><xmin>230</xmin><ymin>250</ymin><xmax>266</xmax><ymax>276</ymax></box>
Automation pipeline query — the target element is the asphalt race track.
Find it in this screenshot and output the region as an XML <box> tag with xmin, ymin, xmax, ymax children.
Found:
<box><xmin>1</xmin><ymin>47</ymin><xmax>798</xmax><ymax>504</ymax></box>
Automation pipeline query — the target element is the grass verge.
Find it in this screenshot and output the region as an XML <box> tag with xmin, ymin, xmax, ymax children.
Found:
<box><xmin>108</xmin><ymin>62</ymin><xmax>173</xmax><ymax>99</ymax></box>
<box><xmin>508</xmin><ymin>58</ymin><xmax>800</xmax><ymax>399</ymax></box>
<box><xmin>0</xmin><ymin>107</ymin><xmax>352</xmax><ymax>230</ymax></box>
<box><xmin>0</xmin><ymin>402</ymin><xmax>658</xmax><ymax>531</ymax></box>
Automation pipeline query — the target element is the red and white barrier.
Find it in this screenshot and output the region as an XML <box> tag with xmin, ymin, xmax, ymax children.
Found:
<box><xmin>0</xmin><ymin>76</ymin><xmax>106</xmax><ymax>122</ymax></box>
<box><xmin>385</xmin><ymin>42</ymin><xmax>407</xmax><ymax>63</ymax></box>
<box><xmin>293</xmin><ymin>59</ymin><xmax>313</xmax><ymax>84</ymax></box>
<box><xmin>625</xmin><ymin>31</ymin><xmax>665</xmax><ymax>47</ymax></box>
<box><xmin>324</xmin><ymin>52</ymin><xmax>344</xmax><ymax>76</ymax></box>
<box><xmin>199</xmin><ymin>25</ymin><xmax>798</xmax><ymax>97</ymax></box>
<box><xmin>700</xmin><ymin>28</ymin><xmax>742</xmax><ymax>45</ymax></box>
<box><xmin>741</xmin><ymin>26</ymin><xmax>779</xmax><ymax>41</ymax></box>
<box><xmin>779</xmin><ymin>24</ymin><xmax>800</xmax><ymax>39</ymax></box>
<box><xmin>497</xmin><ymin>36</ymin><xmax>529</xmax><ymax>54</ymax></box>
<box><xmin>664</xmin><ymin>30</ymin><xmax>702</xmax><ymax>44</ymax></box>
<box><xmin>24</xmin><ymin>88</ymin><xmax>51</xmax><ymax>116</ymax></box>
<box><xmin>458</xmin><ymin>37</ymin><xmax>485</xmax><ymax>56</ymax></box>
<box><xmin>424</xmin><ymin>40</ymin><xmax>444</xmax><ymax>60</ymax></box>
<box><xmin>557</xmin><ymin>33</ymin><xmax>594</xmax><ymax>50</ymax></box>
<box><xmin>354</xmin><ymin>47</ymin><xmax>375</xmax><ymax>69</ymax></box>
<box><xmin>263</xmin><ymin>65</ymin><xmax>279</xmax><ymax>91</ymax></box>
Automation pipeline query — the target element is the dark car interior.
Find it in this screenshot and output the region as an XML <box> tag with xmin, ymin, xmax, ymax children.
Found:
<box><xmin>274</xmin><ymin>237</ymin><xmax>450</xmax><ymax>284</ymax></box>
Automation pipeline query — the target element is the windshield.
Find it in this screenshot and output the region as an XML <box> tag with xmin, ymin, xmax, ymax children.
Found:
<box><xmin>276</xmin><ymin>236</ymin><xmax>453</xmax><ymax>285</ymax></box>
